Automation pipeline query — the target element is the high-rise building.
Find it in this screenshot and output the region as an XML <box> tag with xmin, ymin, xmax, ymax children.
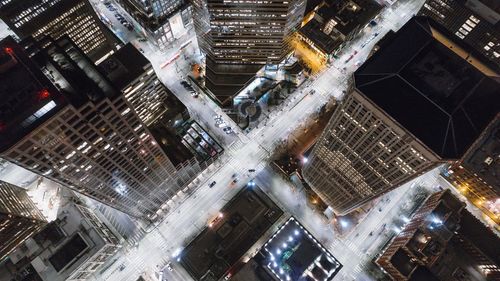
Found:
<box><xmin>191</xmin><ymin>0</ymin><xmax>306</xmax><ymax>105</ymax></box>
<box><xmin>0</xmin><ymin>0</ymin><xmax>121</xmax><ymax>62</ymax></box>
<box><xmin>98</xmin><ymin>43</ymin><xmax>189</xmax><ymax>126</ymax></box>
<box><xmin>0</xmin><ymin>180</ymin><xmax>46</xmax><ymax>262</ymax></box>
<box><xmin>98</xmin><ymin>43</ymin><xmax>208</xmax><ymax>191</ymax></box>
<box><xmin>418</xmin><ymin>0</ymin><xmax>500</xmax><ymax>71</ymax></box>
<box><xmin>375</xmin><ymin>190</ymin><xmax>500</xmax><ymax>281</ymax></box>
<box><xmin>0</xmin><ymin>35</ymin><xmax>187</xmax><ymax>219</ymax></box>
<box><xmin>0</xmin><ymin>199</ymin><xmax>122</xmax><ymax>281</ymax></box>
<box><xmin>116</xmin><ymin>0</ymin><xmax>192</xmax><ymax>50</ymax></box>
<box><xmin>444</xmin><ymin>115</ymin><xmax>499</xmax><ymax>222</ymax></box>
<box><xmin>303</xmin><ymin>16</ymin><xmax>500</xmax><ymax>215</ymax></box>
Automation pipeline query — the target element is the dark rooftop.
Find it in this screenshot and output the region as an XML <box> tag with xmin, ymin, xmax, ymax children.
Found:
<box><xmin>180</xmin><ymin>185</ymin><xmax>283</xmax><ymax>281</ymax></box>
<box><xmin>354</xmin><ymin>16</ymin><xmax>500</xmax><ymax>159</ymax></box>
<box><xmin>98</xmin><ymin>43</ymin><xmax>150</xmax><ymax>90</ymax></box>
<box><xmin>48</xmin><ymin>233</ymin><xmax>88</xmax><ymax>272</ymax></box>
<box><xmin>317</xmin><ymin>0</ymin><xmax>382</xmax><ymax>37</ymax></box>
<box><xmin>460</xmin><ymin>116</ymin><xmax>500</xmax><ymax>192</ymax></box>
<box><xmin>298</xmin><ymin>19</ymin><xmax>343</xmax><ymax>54</ymax></box>
<box><xmin>0</xmin><ymin>36</ymin><xmax>66</xmax><ymax>152</ymax></box>
<box><xmin>390</xmin><ymin>248</ymin><xmax>418</xmax><ymax>277</ymax></box>
<box><xmin>455</xmin><ymin>210</ymin><xmax>500</xmax><ymax>265</ymax></box>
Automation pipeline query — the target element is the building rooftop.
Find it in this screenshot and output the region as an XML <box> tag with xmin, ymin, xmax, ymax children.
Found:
<box><xmin>377</xmin><ymin>190</ymin><xmax>500</xmax><ymax>281</ymax></box>
<box><xmin>0</xmin><ymin>36</ymin><xmax>67</xmax><ymax>152</ymax></box>
<box><xmin>460</xmin><ymin>116</ymin><xmax>500</xmax><ymax>192</ymax></box>
<box><xmin>418</xmin><ymin>0</ymin><xmax>500</xmax><ymax>71</ymax></box>
<box><xmin>231</xmin><ymin>257</ymin><xmax>275</xmax><ymax>281</ymax></box>
<box><xmin>180</xmin><ymin>185</ymin><xmax>283</xmax><ymax>281</ymax></box>
<box><xmin>455</xmin><ymin>209</ymin><xmax>500</xmax><ymax>265</ymax></box>
<box><xmin>298</xmin><ymin>19</ymin><xmax>343</xmax><ymax>54</ymax></box>
<box><xmin>354</xmin><ymin>16</ymin><xmax>500</xmax><ymax>159</ymax></box>
<box><xmin>3</xmin><ymin>198</ymin><xmax>121</xmax><ymax>281</ymax></box>
<box><xmin>98</xmin><ymin>43</ymin><xmax>150</xmax><ymax>91</ymax></box>
<box><xmin>260</xmin><ymin>217</ymin><xmax>342</xmax><ymax>281</ymax></box>
<box><xmin>316</xmin><ymin>0</ymin><xmax>382</xmax><ymax>37</ymax></box>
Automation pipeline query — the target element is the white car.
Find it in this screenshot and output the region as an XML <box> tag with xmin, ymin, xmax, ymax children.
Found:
<box><xmin>166</xmin><ymin>262</ymin><xmax>173</xmax><ymax>272</ymax></box>
<box><xmin>216</xmin><ymin>122</ymin><xmax>226</xmax><ymax>128</ymax></box>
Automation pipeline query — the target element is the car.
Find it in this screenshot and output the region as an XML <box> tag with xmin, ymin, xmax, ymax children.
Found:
<box><xmin>182</xmin><ymin>83</ymin><xmax>194</xmax><ymax>90</ymax></box>
<box><xmin>231</xmin><ymin>173</ymin><xmax>237</xmax><ymax>178</ymax></box>
<box><xmin>166</xmin><ymin>262</ymin><xmax>173</xmax><ymax>272</ymax></box>
<box><xmin>309</xmin><ymin>89</ymin><xmax>315</xmax><ymax>95</ymax></box>
<box><xmin>126</xmin><ymin>24</ymin><xmax>133</xmax><ymax>31</ymax></box>
<box><xmin>181</xmin><ymin>80</ymin><xmax>190</xmax><ymax>86</ymax></box>
<box><xmin>191</xmin><ymin>92</ymin><xmax>199</xmax><ymax>98</ymax></box>
<box><xmin>208</xmin><ymin>181</ymin><xmax>216</xmax><ymax>188</ymax></box>
<box><xmin>208</xmin><ymin>212</ymin><xmax>224</xmax><ymax>227</ymax></box>
<box><xmin>216</xmin><ymin>122</ymin><xmax>226</xmax><ymax>128</ymax></box>
<box><xmin>139</xmin><ymin>48</ymin><xmax>144</xmax><ymax>53</ymax></box>
<box><xmin>213</xmin><ymin>114</ymin><xmax>222</xmax><ymax>120</ymax></box>
<box><xmin>248</xmin><ymin>169</ymin><xmax>256</xmax><ymax>172</ymax></box>
<box><xmin>232</xmin><ymin>178</ymin><xmax>238</xmax><ymax>184</ymax></box>
<box><xmin>138</xmin><ymin>38</ymin><xmax>147</xmax><ymax>42</ymax></box>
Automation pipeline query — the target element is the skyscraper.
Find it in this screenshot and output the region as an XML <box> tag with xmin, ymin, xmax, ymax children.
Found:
<box><xmin>191</xmin><ymin>0</ymin><xmax>306</xmax><ymax>105</ymax></box>
<box><xmin>98</xmin><ymin>43</ymin><xmax>189</xmax><ymax>126</ymax></box>
<box><xmin>116</xmin><ymin>0</ymin><xmax>192</xmax><ymax>50</ymax></box>
<box><xmin>98</xmin><ymin>43</ymin><xmax>206</xmax><ymax>189</ymax></box>
<box><xmin>0</xmin><ymin>0</ymin><xmax>121</xmax><ymax>62</ymax></box>
<box><xmin>418</xmin><ymin>0</ymin><xmax>500</xmax><ymax>71</ymax></box>
<box><xmin>0</xmin><ymin>180</ymin><xmax>46</xmax><ymax>262</ymax></box>
<box><xmin>0</xmin><ymin>36</ymin><xmax>187</xmax><ymax>219</ymax></box>
<box><xmin>303</xmin><ymin>16</ymin><xmax>500</xmax><ymax>215</ymax></box>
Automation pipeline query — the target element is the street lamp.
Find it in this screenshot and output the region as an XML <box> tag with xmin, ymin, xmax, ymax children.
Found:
<box><xmin>339</xmin><ymin>219</ymin><xmax>348</xmax><ymax>228</ymax></box>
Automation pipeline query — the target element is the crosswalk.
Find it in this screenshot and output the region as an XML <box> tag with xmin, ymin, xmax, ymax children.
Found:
<box><xmin>227</xmin><ymin>138</ymin><xmax>245</xmax><ymax>153</ymax></box>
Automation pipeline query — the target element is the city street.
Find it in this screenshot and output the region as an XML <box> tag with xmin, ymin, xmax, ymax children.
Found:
<box><xmin>1</xmin><ymin>0</ymin><xmax>471</xmax><ymax>280</ymax></box>
<box><xmin>0</xmin><ymin>0</ymin><xmax>497</xmax><ymax>280</ymax></box>
<box><xmin>88</xmin><ymin>1</ymin><xmax>433</xmax><ymax>281</ymax></box>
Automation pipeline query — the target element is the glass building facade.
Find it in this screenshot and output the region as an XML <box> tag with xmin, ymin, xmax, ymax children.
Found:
<box><xmin>0</xmin><ymin>181</ymin><xmax>47</xmax><ymax>261</ymax></box>
<box><xmin>191</xmin><ymin>0</ymin><xmax>306</xmax><ymax>103</ymax></box>
<box><xmin>0</xmin><ymin>36</ymin><xmax>189</xmax><ymax>220</ymax></box>
<box><xmin>0</xmin><ymin>0</ymin><xmax>121</xmax><ymax>62</ymax></box>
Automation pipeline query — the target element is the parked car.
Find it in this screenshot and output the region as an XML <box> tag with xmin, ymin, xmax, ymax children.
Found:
<box><xmin>208</xmin><ymin>181</ymin><xmax>216</xmax><ymax>188</ymax></box>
